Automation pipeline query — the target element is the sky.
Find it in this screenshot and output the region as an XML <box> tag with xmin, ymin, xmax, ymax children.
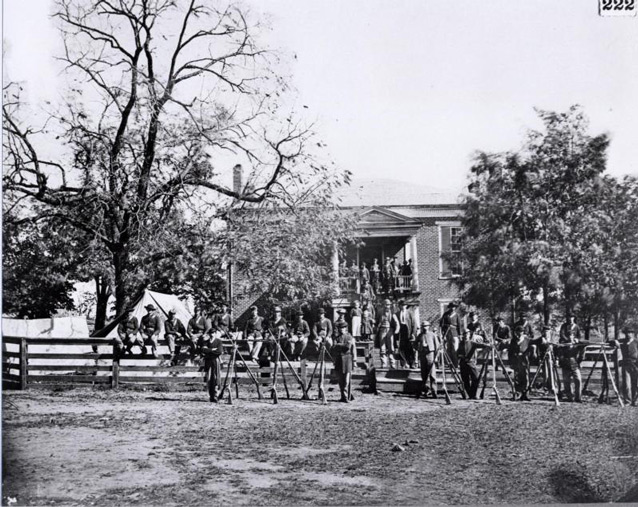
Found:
<box><xmin>3</xmin><ymin>0</ymin><xmax>638</xmax><ymax>193</ymax></box>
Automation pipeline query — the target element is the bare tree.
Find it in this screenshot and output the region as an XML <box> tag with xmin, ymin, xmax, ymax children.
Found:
<box><xmin>3</xmin><ymin>0</ymin><xmax>342</xmax><ymax>314</ymax></box>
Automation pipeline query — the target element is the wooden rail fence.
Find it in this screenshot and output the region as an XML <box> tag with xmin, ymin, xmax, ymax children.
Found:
<box><xmin>2</xmin><ymin>336</ymin><xmax>376</xmax><ymax>392</ymax></box>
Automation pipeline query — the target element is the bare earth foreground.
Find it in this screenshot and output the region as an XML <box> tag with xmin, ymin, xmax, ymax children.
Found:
<box><xmin>2</xmin><ymin>387</ymin><xmax>638</xmax><ymax>505</ymax></box>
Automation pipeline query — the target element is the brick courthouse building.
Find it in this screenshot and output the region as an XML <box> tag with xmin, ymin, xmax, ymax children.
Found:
<box><xmin>231</xmin><ymin>177</ymin><xmax>463</xmax><ymax>325</ymax></box>
<box><xmin>333</xmin><ymin>179</ymin><xmax>463</xmax><ymax>324</ymax></box>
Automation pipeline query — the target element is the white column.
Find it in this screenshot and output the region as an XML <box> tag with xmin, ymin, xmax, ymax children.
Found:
<box><xmin>409</xmin><ymin>235</ymin><xmax>419</xmax><ymax>291</ymax></box>
<box><xmin>332</xmin><ymin>242</ymin><xmax>340</xmax><ymax>296</ymax></box>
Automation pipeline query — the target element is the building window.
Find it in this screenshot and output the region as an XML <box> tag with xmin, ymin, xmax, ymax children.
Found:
<box><xmin>439</xmin><ymin>225</ymin><xmax>462</xmax><ymax>278</ymax></box>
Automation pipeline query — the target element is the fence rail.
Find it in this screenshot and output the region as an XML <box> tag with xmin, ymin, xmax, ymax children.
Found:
<box><xmin>3</xmin><ymin>336</ymin><xmax>376</xmax><ymax>391</ymax></box>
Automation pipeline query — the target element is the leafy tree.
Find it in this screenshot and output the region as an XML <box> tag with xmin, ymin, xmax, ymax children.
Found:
<box><xmin>3</xmin><ymin>0</ymin><xmax>347</xmax><ymax>316</ymax></box>
<box><xmin>456</xmin><ymin>106</ymin><xmax>612</xmax><ymax>325</ymax></box>
<box><xmin>2</xmin><ymin>215</ymin><xmax>76</xmax><ymax>318</ymax></box>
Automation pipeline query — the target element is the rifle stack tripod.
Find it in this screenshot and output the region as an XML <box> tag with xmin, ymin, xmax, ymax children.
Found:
<box><xmin>216</xmin><ymin>330</ymin><xmax>332</xmax><ymax>405</ymax></box>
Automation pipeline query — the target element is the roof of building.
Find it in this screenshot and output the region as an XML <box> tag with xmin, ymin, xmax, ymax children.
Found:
<box><xmin>334</xmin><ymin>178</ymin><xmax>462</xmax><ymax>208</ymax></box>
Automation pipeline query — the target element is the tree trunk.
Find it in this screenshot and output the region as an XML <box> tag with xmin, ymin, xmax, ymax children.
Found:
<box><xmin>113</xmin><ymin>248</ymin><xmax>129</xmax><ymax>316</ymax></box>
<box><xmin>94</xmin><ymin>276</ymin><xmax>111</xmax><ymax>331</ymax></box>
<box><xmin>584</xmin><ymin>314</ymin><xmax>591</xmax><ymax>341</ymax></box>
<box><xmin>604</xmin><ymin>312</ymin><xmax>609</xmax><ymax>341</ymax></box>
<box><xmin>613</xmin><ymin>310</ymin><xmax>620</xmax><ymax>340</ymax></box>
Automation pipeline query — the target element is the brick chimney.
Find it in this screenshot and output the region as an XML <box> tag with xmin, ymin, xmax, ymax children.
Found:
<box><xmin>233</xmin><ymin>164</ymin><xmax>243</xmax><ymax>195</ymax></box>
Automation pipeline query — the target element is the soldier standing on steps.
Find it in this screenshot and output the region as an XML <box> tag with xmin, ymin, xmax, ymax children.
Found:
<box><xmin>376</xmin><ymin>299</ymin><xmax>399</xmax><ymax>368</ymax></box>
<box><xmin>332</xmin><ymin>320</ymin><xmax>357</xmax><ymax>402</ymax></box>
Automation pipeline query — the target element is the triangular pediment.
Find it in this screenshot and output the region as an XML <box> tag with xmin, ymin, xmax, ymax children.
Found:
<box><xmin>358</xmin><ymin>207</ymin><xmax>420</xmax><ymax>224</ymax></box>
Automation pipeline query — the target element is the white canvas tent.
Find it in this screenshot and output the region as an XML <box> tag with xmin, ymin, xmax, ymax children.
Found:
<box><xmin>2</xmin><ymin>316</ymin><xmax>95</xmax><ymax>368</ymax></box>
<box><xmin>101</xmin><ymin>289</ymin><xmax>193</xmax><ymax>346</ymax></box>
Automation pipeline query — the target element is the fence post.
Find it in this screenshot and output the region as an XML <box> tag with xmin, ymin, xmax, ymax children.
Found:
<box><xmin>300</xmin><ymin>359</ymin><xmax>307</xmax><ymax>391</ymax></box>
<box><xmin>19</xmin><ymin>338</ymin><xmax>28</xmax><ymax>390</ymax></box>
<box><xmin>111</xmin><ymin>361</ymin><xmax>120</xmax><ymax>390</ymax></box>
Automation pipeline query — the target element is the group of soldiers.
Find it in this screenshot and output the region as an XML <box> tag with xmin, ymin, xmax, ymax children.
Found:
<box><xmin>428</xmin><ymin>302</ymin><xmax>638</xmax><ymax>405</ymax></box>
<box><xmin>114</xmin><ymin>298</ymin><xmax>638</xmax><ymax>406</ymax></box>
<box><xmin>339</xmin><ymin>257</ymin><xmax>414</xmax><ymax>295</ymax></box>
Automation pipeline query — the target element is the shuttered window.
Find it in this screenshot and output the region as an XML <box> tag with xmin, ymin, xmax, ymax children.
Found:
<box><xmin>440</xmin><ymin>226</ymin><xmax>462</xmax><ymax>278</ymax></box>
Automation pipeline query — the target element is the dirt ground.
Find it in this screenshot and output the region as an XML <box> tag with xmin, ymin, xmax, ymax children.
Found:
<box><xmin>2</xmin><ymin>386</ymin><xmax>638</xmax><ymax>506</ymax></box>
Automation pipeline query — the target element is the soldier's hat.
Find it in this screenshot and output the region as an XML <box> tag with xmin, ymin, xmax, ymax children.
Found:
<box><xmin>495</xmin><ymin>316</ymin><xmax>503</xmax><ymax>322</ymax></box>
<box><xmin>318</xmin><ymin>308</ymin><xmax>326</xmax><ymax>314</ymax></box>
<box><xmin>447</xmin><ymin>302</ymin><xmax>458</xmax><ymax>308</ymax></box>
<box><xmin>145</xmin><ymin>304</ymin><xmax>157</xmax><ymax>311</ymax></box>
<box><xmin>398</xmin><ymin>299</ymin><xmax>406</xmax><ymax>306</ymax></box>
<box><xmin>249</xmin><ymin>305</ymin><xmax>258</xmax><ymax>312</ymax></box>
<box><xmin>422</xmin><ymin>320</ymin><xmax>431</xmax><ymax>327</ymax></box>
<box><xmin>515</xmin><ymin>325</ymin><xmax>524</xmax><ymax>333</ymax></box>
<box><xmin>336</xmin><ymin>320</ymin><xmax>348</xmax><ymax>329</ymax></box>
<box><xmin>383</xmin><ymin>299</ymin><xmax>391</xmax><ymax>306</ymax></box>
<box><xmin>337</xmin><ymin>308</ymin><xmax>346</xmax><ymax>315</ymax></box>
<box><xmin>273</xmin><ymin>306</ymin><xmax>282</xmax><ymax>312</ymax></box>
<box><xmin>168</xmin><ymin>308</ymin><xmax>176</xmax><ymax>315</ymax></box>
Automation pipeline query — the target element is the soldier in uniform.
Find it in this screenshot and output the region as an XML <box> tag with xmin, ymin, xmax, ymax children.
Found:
<box><xmin>508</xmin><ymin>325</ymin><xmax>546</xmax><ymax>401</ymax></box>
<box><xmin>140</xmin><ymin>304</ymin><xmax>162</xmax><ymax>357</ymax></box>
<box><xmin>244</xmin><ymin>305</ymin><xmax>265</xmax><ymax>362</ymax></box>
<box><xmin>213</xmin><ymin>302</ymin><xmax>233</xmax><ymax>335</ymax></box>
<box><xmin>359</xmin><ymin>262</ymin><xmax>370</xmax><ymax>289</ymax></box>
<box><xmin>395</xmin><ymin>300</ymin><xmax>416</xmax><ymax>369</ymax></box>
<box><xmin>201</xmin><ymin>326</ymin><xmax>224</xmax><ymax>403</ymax></box>
<box><xmin>376</xmin><ymin>299</ymin><xmax>399</xmax><ymax>368</ymax></box>
<box><xmin>467</xmin><ymin>312</ymin><xmax>485</xmax><ymax>339</ymax></box>
<box><xmin>187</xmin><ymin>306</ymin><xmax>209</xmax><ymax>355</ymax></box>
<box><xmin>289</xmin><ymin>311</ymin><xmax>310</xmax><ymax>360</ymax></box>
<box><xmin>361</xmin><ymin>297</ymin><xmax>376</xmax><ymax>322</ymax></box>
<box><xmin>331</xmin><ymin>320</ymin><xmax>357</xmax><ymax>402</ymax></box>
<box><xmin>416</xmin><ymin>320</ymin><xmax>439</xmax><ymax>399</ymax></box>
<box><xmin>268</xmin><ymin>306</ymin><xmax>288</xmax><ymax>360</ymax></box>
<box><xmin>114</xmin><ymin>307</ymin><xmax>143</xmax><ymax>359</ymax></box>
<box><xmin>557</xmin><ymin>328</ymin><xmax>584</xmax><ymax>403</ymax></box>
<box><xmin>440</xmin><ymin>302</ymin><xmax>463</xmax><ymax>367</ymax></box>
<box><xmin>370</xmin><ymin>258</ymin><xmax>381</xmax><ymax>293</ymax></box>
<box><xmin>611</xmin><ymin>327</ymin><xmax>638</xmax><ymax>406</ymax></box>
<box><xmin>350</xmin><ymin>300</ymin><xmax>362</xmax><ymax>340</ymax></box>
<box><xmin>458</xmin><ymin>330</ymin><xmax>490</xmax><ymax>399</ymax></box>
<box><xmin>559</xmin><ymin>314</ymin><xmax>581</xmax><ymax>342</ymax></box>
<box><xmin>164</xmin><ymin>309</ymin><xmax>192</xmax><ymax>364</ymax></box>
<box><xmin>360</xmin><ymin>308</ymin><xmax>375</xmax><ymax>342</ymax></box>
<box><xmin>492</xmin><ymin>316</ymin><xmax>511</xmax><ymax>371</ymax></box>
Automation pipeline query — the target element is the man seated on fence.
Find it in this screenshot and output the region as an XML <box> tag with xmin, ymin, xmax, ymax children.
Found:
<box><xmin>331</xmin><ymin>320</ymin><xmax>357</xmax><ymax>402</ymax></box>
<box><xmin>307</xmin><ymin>308</ymin><xmax>332</xmax><ymax>359</ymax></box>
<box><xmin>140</xmin><ymin>304</ymin><xmax>162</xmax><ymax>358</ymax></box>
<box><xmin>557</xmin><ymin>328</ymin><xmax>584</xmax><ymax>403</ymax></box>
<box><xmin>289</xmin><ymin>311</ymin><xmax>310</xmax><ymax>360</ymax></box>
<box><xmin>114</xmin><ymin>307</ymin><xmax>143</xmax><ymax>359</ymax></box>
<box><xmin>611</xmin><ymin>327</ymin><xmax>637</xmax><ymax>406</ymax></box>
<box><xmin>416</xmin><ymin>320</ymin><xmax>439</xmax><ymax>399</ymax></box>
<box><xmin>213</xmin><ymin>302</ymin><xmax>234</xmax><ymax>336</ymax></box>
<box><xmin>164</xmin><ymin>309</ymin><xmax>194</xmax><ymax>365</ymax></box>
<box><xmin>458</xmin><ymin>330</ymin><xmax>490</xmax><ymax>400</ymax></box>
<box><xmin>187</xmin><ymin>306</ymin><xmax>209</xmax><ymax>356</ymax></box>
<box><xmin>201</xmin><ymin>325</ymin><xmax>224</xmax><ymax>403</ymax></box>
<box><xmin>376</xmin><ymin>299</ymin><xmax>399</xmax><ymax>368</ymax></box>
<box><xmin>245</xmin><ymin>305</ymin><xmax>265</xmax><ymax>362</ymax></box>
<box><xmin>267</xmin><ymin>306</ymin><xmax>289</xmax><ymax>361</ymax></box>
